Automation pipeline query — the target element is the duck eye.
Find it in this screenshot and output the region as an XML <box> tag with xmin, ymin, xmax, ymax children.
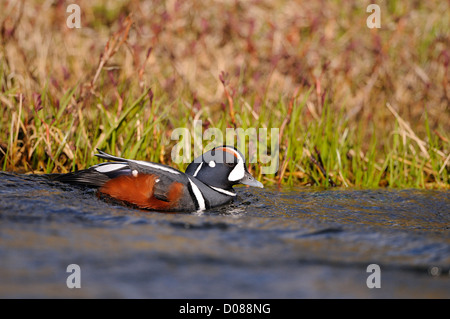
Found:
<box><xmin>224</xmin><ymin>161</ymin><xmax>235</xmax><ymax>167</ymax></box>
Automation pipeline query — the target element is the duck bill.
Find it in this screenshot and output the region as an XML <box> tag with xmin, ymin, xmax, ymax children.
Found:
<box><xmin>239</xmin><ymin>171</ymin><xmax>264</xmax><ymax>188</ymax></box>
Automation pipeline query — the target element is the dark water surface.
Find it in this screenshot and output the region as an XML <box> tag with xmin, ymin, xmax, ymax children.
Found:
<box><xmin>0</xmin><ymin>171</ymin><xmax>449</xmax><ymax>298</ymax></box>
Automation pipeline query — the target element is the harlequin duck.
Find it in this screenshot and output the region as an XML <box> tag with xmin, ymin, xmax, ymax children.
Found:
<box><xmin>52</xmin><ymin>145</ymin><xmax>263</xmax><ymax>212</ymax></box>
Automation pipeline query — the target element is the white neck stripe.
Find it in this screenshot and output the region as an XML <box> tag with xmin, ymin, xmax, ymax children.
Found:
<box><xmin>187</xmin><ymin>177</ymin><xmax>206</xmax><ymax>210</ymax></box>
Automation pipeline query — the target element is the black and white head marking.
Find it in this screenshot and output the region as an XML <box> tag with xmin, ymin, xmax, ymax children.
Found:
<box><xmin>193</xmin><ymin>162</ymin><xmax>203</xmax><ymax>177</ymax></box>
<box><xmin>225</xmin><ymin>148</ymin><xmax>245</xmax><ymax>182</ymax></box>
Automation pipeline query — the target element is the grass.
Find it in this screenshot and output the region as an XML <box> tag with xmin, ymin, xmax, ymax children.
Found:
<box><xmin>0</xmin><ymin>0</ymin><xmax>448</xmax><ymax>189</ymax></box>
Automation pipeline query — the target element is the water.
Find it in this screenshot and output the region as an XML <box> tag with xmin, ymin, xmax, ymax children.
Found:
<box><xmin>0</xmin><ymin>171</ymin><xmax>449</xmax><ymax>298</ymax></box>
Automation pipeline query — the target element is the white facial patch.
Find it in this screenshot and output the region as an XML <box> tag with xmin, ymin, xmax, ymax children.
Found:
<box><xmin>216</xmin><ymin>147</ymin><xmax>246</xmax><ymax>182</ymax></box>
<box><xmin>228</xmin><ymin>159</ymin><xmax>245</xmax><ymax>182</ymax></box>
<box><xmin>208</xmin><ymin>161</ymin><xmax>216</xmax><ymax>168</ymax></box>
<box><xmin>132</xmin><ymin>169</ymin><xmax>138</xmax><ymax>177</ymax></box>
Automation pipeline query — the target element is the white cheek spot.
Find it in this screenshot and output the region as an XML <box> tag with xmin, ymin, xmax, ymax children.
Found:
<box><xmin>208</xmin><ymin>161</ymin><xmax>216</xmax><ymax>168</ymax></box>
<box><xmin>228</xmin><ymin>160</ymin><xmax>245</xmax><ymax>182</ymax></box>
<box><xmin>132</xmin><ymin>170</ymin><xmax>138</xmax><ymax>177</ymax></box>
<box><xmin>155</xmin><ymin>178</ymin><xmax>160</xmax><ymax>183</ymax></box>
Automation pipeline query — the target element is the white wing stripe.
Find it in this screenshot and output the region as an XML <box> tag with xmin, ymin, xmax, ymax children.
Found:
<box><xmin>133</xmin><ymin>160</ymin><xmax>181</xmax><ymax>175</ymax></box>
<box><xmin>94</xmin><ymin>163</ymin><xmax>128</xmax><ymax>173</ymax></box>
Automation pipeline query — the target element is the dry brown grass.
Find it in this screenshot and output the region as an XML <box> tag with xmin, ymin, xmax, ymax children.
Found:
<box><xmin>0</xmin><ymin>0</ymin><xmax>448</xmax><ymax>187</ymax></box>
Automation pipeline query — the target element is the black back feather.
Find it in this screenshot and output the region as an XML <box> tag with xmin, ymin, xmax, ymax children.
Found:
<box><xmin>50</xmin><ymin>169</ymin><xmax>111</xmax><ymax>188</ymax></box>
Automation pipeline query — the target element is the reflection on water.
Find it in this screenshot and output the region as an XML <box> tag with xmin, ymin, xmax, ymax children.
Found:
<box><xmin>0</xmin><ymin>171</ymin><xmax>449</xmax><ymax>298</ymax></box>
